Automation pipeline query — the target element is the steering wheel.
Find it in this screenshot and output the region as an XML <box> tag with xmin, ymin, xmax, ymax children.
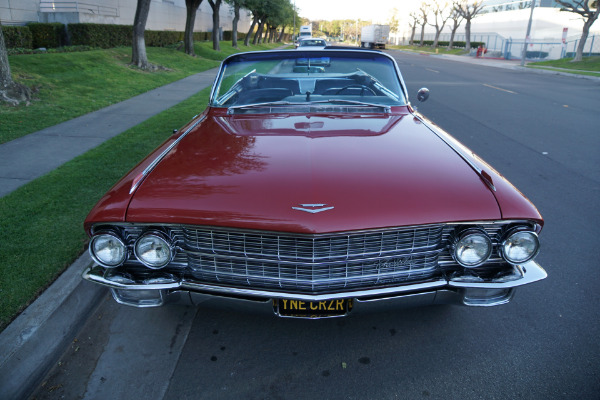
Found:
<box><xmin>335</xmin><ymin>84</ymin><xmax>377</xmax><ymax>96</ymax></box>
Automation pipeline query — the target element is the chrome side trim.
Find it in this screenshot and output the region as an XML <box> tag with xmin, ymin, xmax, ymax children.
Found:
<box><xmin>129</xmin><ymin>116</ymin><xmax>206</xmax><ymax>194</ymax></box>
<box><xmin>210</xmin><ymin>49</ymin><xmax>410</xmax><ymax>107</ymax></box>
<box><xmin>83</xmin><ymin>260</ymin><xmax>546</xmax><ymax>300</ymax></box>
<box><xmin>89</xmin><ymin>219</ymin><xmax>539</xmax><ymax>238</ymax></box>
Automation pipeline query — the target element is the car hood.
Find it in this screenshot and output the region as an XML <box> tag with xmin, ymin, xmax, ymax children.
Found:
<box><xmin>122</xmin><ymin>109</ymin><xmax>503</xmax><ymax>233</ymax></box>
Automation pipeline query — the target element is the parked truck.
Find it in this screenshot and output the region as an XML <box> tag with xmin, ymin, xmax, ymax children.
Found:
<box><xmin>360</xmin><ymin>24</ymin><xmax>390</xmax><ymax>49</ymax></box>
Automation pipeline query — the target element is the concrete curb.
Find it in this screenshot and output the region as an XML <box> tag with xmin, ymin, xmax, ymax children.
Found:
<box><xmin>517</xmin><ymin>66</ymin><xmax>600</xmax><ymax>81</ymax></box>
<box><xmin>0</xmin><ymin>253</ymin><xmax>106</xmax><ymax>400</ymax></box>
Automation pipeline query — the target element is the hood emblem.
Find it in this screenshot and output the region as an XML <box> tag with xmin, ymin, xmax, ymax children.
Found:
<box><xmin>292</xmin><ymin>204</ymin><xmax>334</xmax><ymax>214</ymax></box>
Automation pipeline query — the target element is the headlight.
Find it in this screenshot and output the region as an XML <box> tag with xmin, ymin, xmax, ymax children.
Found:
<box><xmin>454</xmin><ymin>230</ymin><xmax>492</xmax><ymax>268</ymax></box>
<box><xmin>90</xmin><ymin>233</ymin><xmax>127</xmax><ymax>268</ymax></box>
<box><xmin>134</xmin><ymin>233</ymin><xmax>173</xmax><ymax>269</ymax></box>
<box><xmin>501</xmin><ymin>230</ymin><xmax>539</xmax><ymax>264</ymax></box>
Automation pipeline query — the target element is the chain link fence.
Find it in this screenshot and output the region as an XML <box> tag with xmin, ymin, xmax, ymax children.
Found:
<box><xmin>409</xmin><ymin>31</ymin><xmax>598</xmax><ymax>61</ymax></box>
<box><xmin>504</xmin><ymin>35</ymin><xmax>599</xmax><ymax>60</ymax></box>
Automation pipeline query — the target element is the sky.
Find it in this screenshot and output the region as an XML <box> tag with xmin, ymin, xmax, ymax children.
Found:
<box><xmin>294</xmin><ymin>0</ymin><xmax>425</xmax><ymax>23</ymax></box>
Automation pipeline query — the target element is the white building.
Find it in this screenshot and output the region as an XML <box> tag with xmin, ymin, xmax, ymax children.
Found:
<box><xmin>391</xmin><ymin>1</ymin><xmax>599</xmax><ymax>59</ymax></box>
<box><xmin>0</xmin><ymin>0</ymin><xmax>252</xmax><ymax>34</ymax></box>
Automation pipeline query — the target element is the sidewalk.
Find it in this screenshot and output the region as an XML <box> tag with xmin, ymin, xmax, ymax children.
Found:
<box><xmin>0</xmin><ymin>68</ymin><xmax>217</xmax><ymax>400</ymax></box>
<box><xmin>432</xmin><ymin>53</ymin><xmax>523</xmax><ymax>70</ymax></box>
<box><xmin>430</xmin><ymin>52</ymin><xmax>600</xmax><ymax>80</ymax></box>
<box><xmin>0</xmin><ymin>68</ymin><xmax>218</xmax><ymax>198</ymax></box>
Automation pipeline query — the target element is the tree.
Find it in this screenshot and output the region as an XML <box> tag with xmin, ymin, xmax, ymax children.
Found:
<box><xmin>555</xmin><ymin>0</ymin><xmax>600</xmax><ymax>62</ymax></box>
<box><xmin>408</xmin><ymin>12</ymin><xmax>419</xmax><ymax>46</ymax></box>
<box><xmin>225</xmin><ymin>0</ymin><xmax>242</xmax><ymax>48</ymax></box>
<box><xmin>428</xmin><ymin>1</ymin><xmax>451</xmax><ymax>48</ymax></box>
<box><xmin>208</xmin><ymin>0</ymin><xmax>223</xmax><ymax>51</ymax></box>
<box><xmin>454</xmin><ymin>1</ymin><xmax>484</xmax><ymax>52</ymax></box>
<box><xmin>132</xmin><ymin>0</ymin><xmax>152</xmax><ymax>69</ymax></box>
<box><xmin>243</xmin><ymin>0</ymin><xmax>265</xmax><ymax>46</ymax></box>
<box><xmin>448</xmin><ymin>2</ymin><xmax>464</xmax><ymax>49</ymax></box>
<box><xmin>0</xmin><ymin>24</ymin><xmax>31</xmax><ymax>105</ymax></box>
<box><xmin>388</xmin><ymin>9</ymin><xmax>400</xmax><ymax>41</ymax></box>
<box><xmin>244</xmin><ymin>16</ymin><xmax>258</xmax><ymax>46</ymax></box>
<box><xmin>264</xmin><ymin>0</ymin><xmax>294</xmax><ymax>43</ymax></box>
<box><xmin>254</xmin><ymin>19</ymin><xmax>266</xmax><ymax>44</ymax></box>
<box><xmin>184</xmin><ymin>0</ymin><xmax>204</xmax><ymax>56</ymax></box>
<box><xmin>418</xmin><ymin>3</ymin><xmax>429</xmax><ymax>46</ymax></box>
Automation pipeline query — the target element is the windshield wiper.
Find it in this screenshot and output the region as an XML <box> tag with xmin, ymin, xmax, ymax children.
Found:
<box><xmin>227</xmin><ymin>99</ymin><xmax>391</xmax><ymax>114</ymax></box>
<box><xmin>227</xmin><ymin>101</ymin><xmax>305</xmax><ymax>113</ymax></box>
<box><xmin>309</xmin><ymin>99</ymin><xmax>391</xmax><ymax>112</ymax></box>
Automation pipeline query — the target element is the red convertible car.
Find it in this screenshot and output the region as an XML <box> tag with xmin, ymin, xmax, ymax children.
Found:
<box><xmin>83</xmin><ymin>49</ymin><xmax>546</xmax><ymax>318</ymax></box>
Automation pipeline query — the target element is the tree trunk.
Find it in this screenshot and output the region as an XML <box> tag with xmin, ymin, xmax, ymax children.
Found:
<box><xmin>245</xmin><ymin>17</ymin><xmax>257</xmax><ymax>47</ymax></box>
<box><xmin>448</xmin><ymin>21</ymin><xmax>459</xmax><ymax>49</ymax></box>
<box><xmin>131</xmin><ymin>0</ymin><xmax>151</xmax><ymax>69</ymax></box>
<box><xmin>465</xmin><ymin>19</ymin><xmax>472</xmax><ymax>52</ymax></box>
<box><xmin>208</xmin><ymin>0</ymin><xmax>222</xmax><ymax>51</ymax></box>
<box><xmin>232</xmin><ymin>4</ymin><xmax>240</xmax><ymax>48</ymax></box>
<box><xmin>419</xmin><ymin>23</ymin><xmax>425</xmax><ymax>46</ymax></box>
<box><xmin>277</xmin><ymin>26</ymin><xmax>285</xmax><ymax>42</ymax></box>
<box><xmin>253</xmin><ymin>20</ymin><xmax>264</xmax><ymax>45</ymax></box>
<box><xmin>258</xmin><ymin>22</ymin><xmax>267</xmax><ymax>44</ymax></box>
<box><xmin>184</xmin><ymin>0</ymin><xmax>203</xmax><ymax>56</ymax></box>
<box><xmin>0</xmin><ymin>25</ymin><xmax>12</xmax><ymax>88</ymax></box>
<box><xmin>409</xmin><ymin>26</ymin><xmax>416</xmax><ymax>46</ymax></box>
<box><xmin>0</xmin><ymin>24</ymin><xmax>31</xmax><ymax>105</ymax></box>
<box><xmin>433</xmin><ymin>30</ymin><xmax>441</xmax><ymax>48</ymax></box>
<box><xmin>573</xmin><ymin>19</ymin><xmax>592</xmax><ymax>62</ymax></box>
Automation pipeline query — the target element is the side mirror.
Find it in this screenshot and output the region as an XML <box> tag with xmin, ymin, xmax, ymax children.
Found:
<box><xmin>417</xmin><ymin>88</ymin><xmax>429</xmax><ymax>103</ymax></box>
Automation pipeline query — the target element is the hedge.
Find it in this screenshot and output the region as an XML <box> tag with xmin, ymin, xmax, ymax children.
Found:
<box><xmin>3</xmin><ymin>22</ymin><xmax>247</xmax><ymax>51</ymax></box>
<box><xmin>1</xmin><ymin>26</ymin><xmax>33</xmax><ymax>49</ymax></box>
<box><xmin>146</xmin><ymin>30</ymin><xmax>182</xmax><ymax>47</ymax></box>
<box><xmin>27</xmin><ymin>22</ymin><xmax>67</xmax><ymax>48</ymax></box>
<box><xmin>419</xmin><ymin>40</ymin><xmax>486</xmax><ymax>48</ymax></box>
<box><xmin>193</xmin><ymin>31</ymin><xmax>212</xmax><ymax>41</ymax></box>
<box><xmin>68</xmin><ymin>23</ymin><xmax>132</xmax><ymax>48</ymax></box>
<box><xmin>68</xmin><ymin>24</ymin><xmax>215</xmax><ymax>48</ymax></box>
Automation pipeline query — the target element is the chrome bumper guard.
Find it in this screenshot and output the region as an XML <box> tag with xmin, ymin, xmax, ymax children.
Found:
<box><xmin>82</xmin><ymin>261</ymin><xmax>547</xmax><ymax>312</ymax></box>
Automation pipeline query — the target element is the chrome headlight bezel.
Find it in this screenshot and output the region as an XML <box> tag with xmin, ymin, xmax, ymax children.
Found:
<box><xmin>89</xmin><ymin>232</ymin><xmax>128</xmax><ymax>268</ymax></box>
<box><xmin>453</xmin><ymin>228</ymin><xmax>493</xmax><ymax>268</ymax></box>
<box><xmin>500</xmin><ymin>228</ymin><xmax>540</xmax><ymax>265</ymax></box>
<box><xmin>134</xmin><ymin>231</ymin><xmax>174</xmax><ymax>269</ymax></box>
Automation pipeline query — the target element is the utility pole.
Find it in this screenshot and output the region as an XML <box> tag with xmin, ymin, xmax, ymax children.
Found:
<box><xmin>520</xmin><ymin>0</ymin><xmax>536</xmax><ymax>67</ymax></box>
<box><xmin>293</xmin><ymin>0</ymin><xmax>296</xmax><ymax>41</ymax></box>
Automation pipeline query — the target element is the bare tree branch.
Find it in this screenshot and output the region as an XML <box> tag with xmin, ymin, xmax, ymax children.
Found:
<box><xmin>453</xmin><ymin>1</ymin><xmax>484</xmax><ymax>51</ymax></box>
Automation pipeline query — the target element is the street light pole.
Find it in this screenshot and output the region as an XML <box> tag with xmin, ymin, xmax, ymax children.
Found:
<box><xmin>293</xmin><ymin>0</ymin><xmax>296</xmax><ymax>41</ymax></box>
<box><xmin>520</xmin><ymin>0</ymin><xmax>536</xmax><ymax>67</ymax></box>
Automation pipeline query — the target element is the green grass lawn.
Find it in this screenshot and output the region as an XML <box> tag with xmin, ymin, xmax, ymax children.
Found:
<box><xmin>0</xmin><ymin>88</ymin><xmax>211</xmax><ymax>331</ymax></box>
<box><xmin>527</xmin><ymin>56</ymin><xmax>600</xmax><ymax>77</ymax></box>
<box><xmin>390</xmin><ymin>44</ymin><xmax>468</xmax><ymax>56</ymax></box>
<box><xmin>1</xmin><ymin>41</ymin><xmax>282</xmax><ymax>144</ymax></box>
<box><xmin>0</xmin><ymin>41</ymin><xmax>283</xmax><ymax>330</ymax></box>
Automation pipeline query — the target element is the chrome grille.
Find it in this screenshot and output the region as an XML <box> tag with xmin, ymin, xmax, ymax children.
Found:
<box><xmin>182</xmin><ymin>226</ymin><xmax>444</xmax><ymax>294</ymax></box>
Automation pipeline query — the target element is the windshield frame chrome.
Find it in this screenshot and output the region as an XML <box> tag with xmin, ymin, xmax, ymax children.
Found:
<box><xmin>208</xmin><ymin>49</ymin><xmax>409</xmax><ymax>108</ymax></box>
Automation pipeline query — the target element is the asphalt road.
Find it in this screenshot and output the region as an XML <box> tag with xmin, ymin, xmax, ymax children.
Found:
<box><xmin>30</xmin><ymin>52</ymin><xmax>600</xmax><ymax>400</ymax></box>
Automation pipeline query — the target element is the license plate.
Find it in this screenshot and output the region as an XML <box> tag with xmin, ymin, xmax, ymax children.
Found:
<box><xmin>274</xmin><ymin>298</ymin><xmax>353</xmax><ymax>318</ymax></box>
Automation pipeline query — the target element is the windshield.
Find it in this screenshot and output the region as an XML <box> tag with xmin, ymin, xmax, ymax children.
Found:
<box><xmin>298</xmin><ymin>39</ymin><xmax>326</xmax><ymax>47</ymax></box>
<box><xmin>210</xmin><ymin>50</ymin><xmax>408</xmax><ymax>112</ymax></box>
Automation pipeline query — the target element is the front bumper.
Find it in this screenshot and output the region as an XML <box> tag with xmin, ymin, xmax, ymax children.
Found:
<box><xmin>82</xmin><ymin>261</ymin><xmax>546</xmax><ymax>316</ymax></box>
